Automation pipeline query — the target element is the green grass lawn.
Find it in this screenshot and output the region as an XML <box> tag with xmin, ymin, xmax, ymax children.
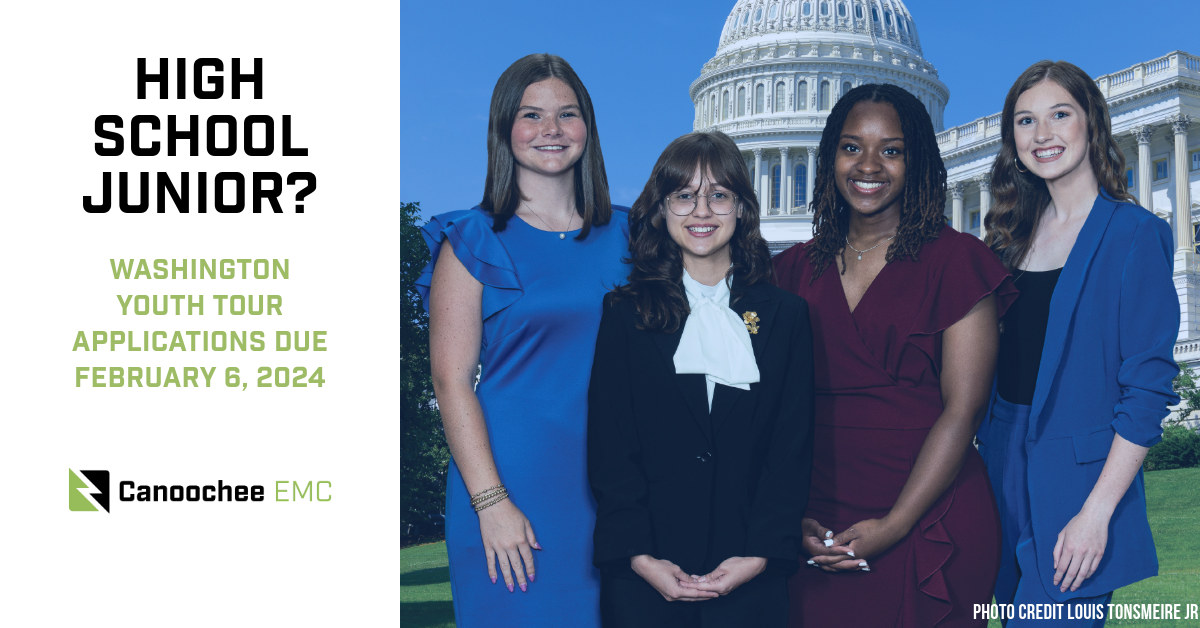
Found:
<box><xmin>401</xmin><ymin>541</ymin><xmax>454</xmax><ymax>628</ymax></box>
<box><xmin>403</xmin><ymin>468</ymin><xmax>1200</xmax><ymax>627</ymax></box>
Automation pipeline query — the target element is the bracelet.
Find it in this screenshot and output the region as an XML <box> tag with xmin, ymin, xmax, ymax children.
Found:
<box><xmin>470</xmin><ymin>484</ymin><xmax>506</xmax><ymax>506</ymax></box>
<box><xmin>474</xmin><ymin>491</ymin><xmax>510</xmax><ymax>512</ymax></box>
<box><xmin>472</xmin><ymin>486</ymin><xmax>508</xmax><ymax>508</ymax></box>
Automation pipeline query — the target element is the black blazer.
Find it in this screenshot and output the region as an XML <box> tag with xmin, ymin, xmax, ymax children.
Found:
<box><xmin>587</xmin><ymin>280</ymin><xmax>814</xmax><ymax>580</ymax></box>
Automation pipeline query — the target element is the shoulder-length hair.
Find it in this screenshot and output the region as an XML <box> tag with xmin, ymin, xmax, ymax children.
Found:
<box><xmin>806</xmin><ymin>83</ymin><xmax>948</xmax><ymax>281</ymax></box>
<box><xmin>612</xmin><ymin>131</ymin><xmax>772</xmax><ymax>333</ymax></box>
<box><xmin>985</xmin><ymin>60</ymin><xmax>1134</xmax><ymax>270</ymax></box>
<box><xmin>480</xmin><ymin>53</ymin><xmax>611</xmax><ymax>239</ymax></box>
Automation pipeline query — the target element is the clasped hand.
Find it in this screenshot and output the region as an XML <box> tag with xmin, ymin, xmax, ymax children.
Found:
<box><xmin>632</xmin><ymin>555</ymin><xmax>766</xmax><ymax>602</ymax></box>
<box><xmin>801</xmin><ymin>517</ymin><xmax>906</xmax><ymax>572</ymax></box>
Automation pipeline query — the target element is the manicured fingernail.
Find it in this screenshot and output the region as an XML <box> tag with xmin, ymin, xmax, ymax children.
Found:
<box><xmin>862</xmin><ymin>567</ymin><xmax>871</xmax><ymax>572</ymax></box>
<box><xmin>847</xmin><ymin>551</ymin><xmax>855</xmax><ymax>557</ymax></box>
<box><xmin>533</xmin><ymin>542</ymin><xmax>542</xmax><ymax>550</ymax></box>
<box><xmin>520</xmin><ymin>583</ymin><xmax>527</xmax><ymax>592</ymax></box>
<box><xmin>806</xmin><ymin>559</ymin><xmax>816</xmax><ymax>566</ymax></box>
<box><xmin>823</xmin><ymin>539</ymin><xmax>834</xmax><ymax>547</ymax></box>
<box><xmin>825</xmin><ymin>531</ymin><xmax>833</xmax><ymax>538</ymax></box>
<box><xmin>508</xmin><ymin>583</ymin><xmax>514</xmax><ymax>592</ymax></box>
<box><xmin>859</xmin><ymin>562</ymin><xmax>867</xmax><ymax>568</ymax></box>
<box><xmin>529</xmin><ymin>573</ymin><xmax>536</xmax><ymax>582</ymax></box>
<box><xmin>491</xmin><ymin>576</ymin><xmax>496</xmax><ymax>584</ymax></box>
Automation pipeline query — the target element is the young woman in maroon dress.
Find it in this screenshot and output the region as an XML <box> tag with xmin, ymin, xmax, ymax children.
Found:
<box><xmin>773</xmin><ymin>84</ymin><xmax>1017</xmax><ymax>627</ymax></box>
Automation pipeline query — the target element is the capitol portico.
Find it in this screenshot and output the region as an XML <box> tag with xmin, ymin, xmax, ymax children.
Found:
<box><xmin>690</xmin><ymin>1</ymin><xmax>1200</xmax><ymax>357</ymax></box>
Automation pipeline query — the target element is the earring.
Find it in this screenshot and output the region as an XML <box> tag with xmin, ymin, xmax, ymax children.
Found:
<box><xmin>1015</xmin><ymin>159</ymin><xmax>1028</xmax><ymax>174</ymax></box>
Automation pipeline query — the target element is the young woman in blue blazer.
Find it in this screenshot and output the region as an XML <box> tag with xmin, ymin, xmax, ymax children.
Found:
<box><xmin>979</xmin><ymin>60</ymin><xmax>1179</xmax><ymax>627</ymax></box>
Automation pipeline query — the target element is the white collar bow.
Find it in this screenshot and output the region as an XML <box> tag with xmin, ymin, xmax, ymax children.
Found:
<box><xmin>673</xmin><ymin>269</ymin><xmax>761</xmax><ymax>410</ymax></box>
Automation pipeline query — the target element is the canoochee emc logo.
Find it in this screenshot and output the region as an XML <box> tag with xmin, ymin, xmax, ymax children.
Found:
<box><xmin>67</xmin><ymin>468</ymin><xmax>330</xmax><ymax>512</ymax></box>
<box><xmin>69</xmin><ymin>469</ymin><xmax>110</xmax><ymax>512</ymax></box>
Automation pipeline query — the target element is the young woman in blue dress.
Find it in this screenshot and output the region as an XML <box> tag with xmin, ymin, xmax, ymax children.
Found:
<box><xmin>417</xmin><ymin>54</ymin><xmax>630</xmax><ymax>627</ymax></box>
<box><xmin>979</xmin><ymin>60</ymin><xmax>1179</xmax><ymax>627</ymax></box>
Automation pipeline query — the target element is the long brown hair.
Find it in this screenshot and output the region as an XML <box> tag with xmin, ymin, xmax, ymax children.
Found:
<box><xmin>612</xmin><ymin>132</ymin><xmax>773</xmax><ymax>333</ymax></box>
<box><xmin>984</xmin><ymin>60</ymin><xmax>1134</xmax><ymax>270</ymax></box>
<box><xmin>480</xmin><ymin>53</ymin><xmax>611</xmax><ymax>239</ymax></box>
<box><xmin>806</xmin><ymin>84</ymin><xmax>948</xmax><ymax>280</ymax></box>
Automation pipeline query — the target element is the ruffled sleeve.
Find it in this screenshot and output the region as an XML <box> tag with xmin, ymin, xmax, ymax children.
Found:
<box><xmin>912</xmin><ymin>230</ymin><xmax>1017</xmax><ymax>334</ymax></box>
<box><xmin>907</xmin><ymin>229</ymin><xmax>1018</xmax><ymax>372</ymax></box>
<box><xmin>414</xmin><ymin>207</ymin><xmax>523</xmax><ymax>319</ymax></box>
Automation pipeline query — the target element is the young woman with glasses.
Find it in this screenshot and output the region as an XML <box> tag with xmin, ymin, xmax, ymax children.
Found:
<box><xmin>588</xmin><ymin>131</ymin><xmax>814</xmax><ymax>627</ymax></box>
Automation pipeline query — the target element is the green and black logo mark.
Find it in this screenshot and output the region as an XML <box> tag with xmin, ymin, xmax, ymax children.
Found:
<box><xmin>69</xmin><ymin>469</ymin><xmax>110</xmax><ymax>512</ymax></box>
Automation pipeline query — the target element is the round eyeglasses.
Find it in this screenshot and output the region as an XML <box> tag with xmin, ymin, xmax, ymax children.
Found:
<box><xmin>666</xmin><ymin>191</ymin><xmax>739</xmax><ymax>216</ymax></box>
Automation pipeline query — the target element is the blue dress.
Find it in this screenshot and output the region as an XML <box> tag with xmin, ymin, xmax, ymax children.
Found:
<box><xmin>417</xmin><ymin>206</ymin><xmax>630</xmax><ymax>627</ymax></box>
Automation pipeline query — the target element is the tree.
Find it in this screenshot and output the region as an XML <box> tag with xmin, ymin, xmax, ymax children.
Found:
<box><xmin>1143</xmin><ymin>366</ymin><xmax>1200</xmax><ymax>471</ymax></box>
<box><xmin>401</xmin><ymin>202</ymin><xmax>450</xmax><ymax>536</ymax></box>
<box><xmin>1143</xmin><ymin>424</ymin><xmax>1200</xmax><ymax>471</ymax></box>
<box><xmin>1170</xmin><ymin>367</ymin><xmax>1200</xmax><ymax>425</ymax></box>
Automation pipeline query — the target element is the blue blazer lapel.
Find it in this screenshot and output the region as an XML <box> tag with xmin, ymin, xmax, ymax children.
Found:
<box><xmin>1027</xmin><ymin>192</ymin><xmax>1119</xmax><ymax>440</ymax></box>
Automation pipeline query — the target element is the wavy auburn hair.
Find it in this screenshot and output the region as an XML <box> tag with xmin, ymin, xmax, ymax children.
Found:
<box><xmin>611</xmin><ymin>131</ymin><xmax>773</xmax><ymax>333</ymax></box>
<box><xmin>481</xmin><ymin>53</ymin><xmax>611</xmax><ymax>239</ymax></box>
<box><xmin>806</xmin><ymin>84</ymin><xmax>948</xmax><ymax>281</ymax></box>
<box><xmin>984</xmin><ymin>60</ymin><xmax>1134</xmax><ymax>270</ymax></box>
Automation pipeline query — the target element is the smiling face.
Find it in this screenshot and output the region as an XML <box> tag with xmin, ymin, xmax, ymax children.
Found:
<box><xmin>834</xmin><ymin>101</ymin><xmax>906</xmax><ymax>220</ymax></box>
<box><xmin>665</xmin><ymin>167</ymin><xmax>741</xmax><ymax>272</ymax></box>
<box><xmin>509</xmin><ymin>78</ymin><xmax>586</xmax><ymax>180</ymax></box>
<box><xmin>1012</xmin><ymin>79</ymin><xmax>1091</xmax><ymax>184</ymax></box>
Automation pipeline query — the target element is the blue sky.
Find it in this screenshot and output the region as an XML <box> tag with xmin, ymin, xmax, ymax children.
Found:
<box><xmin>401</xmin><ymin>0</ymin><xmax>1199</xmax><ymax>219</ymax></box>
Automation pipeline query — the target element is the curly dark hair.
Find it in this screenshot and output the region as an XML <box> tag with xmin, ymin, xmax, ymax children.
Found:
<box><xmin>806</xmin><ymin>83</ymin><xmax>948</xmax><ymax>280</ymax></box>
<box><xmin>612</xmin><ymin>131</ymin><xmax>773</xmax><ymax>333</ymax></box>
<box><xmin>984</xmin><ymin>60</ymin><xmax>1134</xmax><ymax>271</ymax></box>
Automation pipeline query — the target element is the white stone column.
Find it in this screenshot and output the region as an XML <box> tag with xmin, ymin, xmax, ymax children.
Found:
<box><xmin>753</xmin><ymin>148</ymin><xmax>765</xmax><ymax>215</ymax></box>
<box><xmin>1133</xmin><ymin>126</ymin><xmax>1154</xmax><ymax>211</ymax></box>
<box><xmin>780</xmin><ymin>147</ymin><xmax>792</xmax><ymax>214</ymax></box>
<box><xmin>1170</xmin><ymin>115</ymin><xmax>1197</xmax><ymax>341</ymax></box>
<box><xmin>806</xmin><ymin>147</ymin><xmax>816</xmax><ymax>213</ymax></box>
<box><xmin>976</xmin><ymin>175</ymin><xmax>991</xmax><ymax>239</ymax></box>
<box><xmin>951</xmin><ymin>181</ymin><xmax>965</xmax><ymax>232</ymax></box>
<box><xmin>1172</xmin><ymin>115</ymin><xmax>1193</xmax><ymax>257</ymax></box>
<box><xmin>765</xmin><ymin>158</ymin><xmax>775</xmax><ymax>215</ymax></box>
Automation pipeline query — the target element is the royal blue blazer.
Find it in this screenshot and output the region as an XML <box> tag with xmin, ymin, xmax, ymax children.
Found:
<box><xmin>987</xmin><ymin>190</ymin><xmax>1180</xmax><ymax>600</ymax></box>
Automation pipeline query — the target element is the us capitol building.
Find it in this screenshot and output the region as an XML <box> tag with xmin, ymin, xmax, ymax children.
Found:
<box><xmin>690</xmin><ymin>0</ymin><xmax>1200</xmax><ymax>361</ymax></box>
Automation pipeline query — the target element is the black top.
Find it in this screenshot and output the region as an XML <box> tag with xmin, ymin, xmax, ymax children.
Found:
<box><xmin>998</xmin><ymin>267</ymin><xmax>1064</xmax><ymax>405</ymax></box>
<box><xmin>588</xmin><ymin>282</ymin><xmax>814</xmax><ymax>580</ymax></box>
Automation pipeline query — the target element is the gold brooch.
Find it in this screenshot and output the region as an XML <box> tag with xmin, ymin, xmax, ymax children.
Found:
<box><xmin>742</xmin><ymin>311</ymin><xmax>760</xmax><ymax>335</ymax></box>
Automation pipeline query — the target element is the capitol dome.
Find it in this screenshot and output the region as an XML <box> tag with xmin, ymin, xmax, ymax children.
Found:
<box><xmin>690</xmin><ymin>0</ymin><xmax>949</xmax><ymax>244</ymax></box>
<box><xmin>716</xmin><ymin>0</ymin><xmax>926</xmax><ymax>59</ymax></box>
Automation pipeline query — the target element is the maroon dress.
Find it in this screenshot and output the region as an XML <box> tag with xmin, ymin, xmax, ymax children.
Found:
<box><xmin>774</xmin><ymin>226</ymin><xmax>1017</xmax><ymax>627</ymax></box>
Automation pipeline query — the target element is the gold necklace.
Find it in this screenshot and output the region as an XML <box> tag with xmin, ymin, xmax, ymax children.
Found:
<box><xmin>524</xmin><ymin>203</ymin><xmax>577</xmax><ymax>240</ymax></box>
